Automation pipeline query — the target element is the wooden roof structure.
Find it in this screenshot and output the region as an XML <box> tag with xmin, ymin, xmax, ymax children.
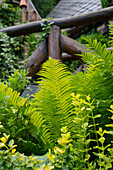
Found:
<box><xmin>0</xmin><ymin>0</ymin><xmax>41</xmax><ymax>22</ymax></box>
<box><xmin>47</xmin><ymin>0</ymin><xmax>102</xmax><ymax>18</ymax></box>
<box><xmin>26</xmin><ymin>0</ymin><xmax>41</xmax><ymax>21</ymax></box>
<box><xmin>20</xmin><ymin>0</ymin><xmax>41</xmax><ymax>22</ymax></box>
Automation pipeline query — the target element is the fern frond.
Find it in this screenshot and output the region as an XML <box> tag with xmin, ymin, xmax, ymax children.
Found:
<box><xmin>73</xmin><ymin>38</ymin><xmax>113</xmax><ymax>130</ymax></box>
<box><xmin>81</xmin><ymin>38</ymin><xmax>113</xmax><ymax>71</ymax></box>
<box><xmin>26</xmin><ymin>58</ymin><xmax>75</xmax><ymax>147</ymax></box>
<box><xmin>0</xmin><ymin>82</ymin><xmax>27</xmax><ymax>108</ymax></box>
<box><xmin>0</xmin><ymin>82</ymin><xmax>28</xmax><ymax>129</ymax></box>
<box><xmin>72</xmin><ymin>36</ymin><xmax>113</xmax><ymax>102</ymax></box>
<box><xmin>109</xmin><ymin>22</ymin><xmax>113</xmax><ymax>46</ymax></box>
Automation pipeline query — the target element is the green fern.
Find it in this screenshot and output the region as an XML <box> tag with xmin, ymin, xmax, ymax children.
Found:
<box><xmin>81</xmin><ymin>38</ymin><xmax>113</xmax><ymax>68</ymax></box>
<box><xmin>0</xmin><ymin>82</ymin><xmax>45</xmax><ymax>155</ymax></box>
<box><xmin>25</xmin><ymin>58</ymin><xmax>75</xmax><ymax>147</ymax></box>
<box><xmin>72</xmin><ymin>38</ymin><xmax>113</xmax><ymax>136</ymax></box>
<box><xmin>73</xmin><ymin>38</ymin><xmax>113</xmax><ymax>100</ymax></box>
<box><xmin>0</xmin><ymin>82</ymin><xmax>27</xmax><ymax>129</ymax></box>
<box><xmin>0</xmin><ymin>82</ymin><xmax>26</xmax><ymax>108</ymax></box>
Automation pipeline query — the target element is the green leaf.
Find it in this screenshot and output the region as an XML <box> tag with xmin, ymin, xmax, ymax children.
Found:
<box><xmin>99</xmin><ymin>137</ymin><xmax>105</xmax><ymax>144</ymax></box>
<box><xmin>0</xmin><ymin>159</ymin><xmax>4</xmax><ymax>165</ymax></box>
<box><xmin>6</xmin><ymin>162</ymin><xmax>12</xmax><ymax>167</ymax></box>
<box><xmin>105</xmin><ymin>124</ymin><xmax>113</xmax><ymax>128</ymax></box>
<box><xmin>62</xmin><ymin>165</ymin><xmax>69</xmax><ymax>170</ymax></box>
<box><xmin>82</xmin><ymin>122</ymin><xmax>88</xmax><ymax>129</ymax></box>
<box><xmin>105</xmin><ymin>131</ymin><xmax>113</xmax><ymax>135</ymax></box>
<box><xmin>106</xmin><ymin>163</ymin><xmax>112</xmax><ymax>168</ymax></box>
<box><xmin>94</xmin><ymin>114</ymin><xmax>101</xmax><ymax>118</ymax></box>
<box><xmin>0</xmin><ymin>142</ymin><xmax>5</xmax><ymax>148</ymax></box>
<box><xmin>8</xmin><ymin>139</ymin><xmax>14</xmax><ymax>147</ymax></box>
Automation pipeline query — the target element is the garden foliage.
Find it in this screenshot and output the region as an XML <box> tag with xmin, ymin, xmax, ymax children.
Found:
<box><xmin>31</xmin><ymin>0</ymin><xmax>60</xmax><ymax>18</ymax></box>
<box><xmin>1</xmin><ymin>1</ymin><xmax>113</xmax><ymax>168</ymax></box>
<box><xmin>1</xmin><ymin>33</ymin><xmax>113</xmax><ymax>168</ymax></box>
<box><xmin>1</xmin><ymin>48</ymin><xmax>113</xmax><ymax>168</ymax></box>
<box><xmin>0</xmin><ymin>81</ymin><xmax>46</xmax><ymax>156</ymax></box>
<box><xmin>101</xmin><ymin>0</ymin><xmax>113</xmax><ymax>8</ymax></box>
<box><xmin>0</xmin><ymin>2</ymin><xmax>39</xmax><ymax>81</ymax></box>
<box><xmin>0</xmin><ymin>123</ymin><xmax>46</xmax><ymax>169</ymax></box>
<box><xmin>0</xmin><ymin>2</ymin><xmax>25</xmax><ymax>81</ymax></box>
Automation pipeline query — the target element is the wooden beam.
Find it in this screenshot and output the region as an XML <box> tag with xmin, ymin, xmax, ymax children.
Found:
<box><xmin>67</xmin><ymin>21</ymin><xmax>104</xmax><ymax>38</ymax></box>
<box><xmin>20</xmin><ymin>0</ymin><xmax>27</xmax><ymax>23</ymax></box>
<box><xmin>62</xmin><ymin>53</ymin><xmax>82</xmax><ymax>61</ymax></box>
<box><xmin>25</xmin><ymin>39</ymin><xmax>47</xmax><ymax>77</ymax></box>
<box><xmin>61</xmin><ymin>34</ymin><xmax>88</xmax><ymax>58</ymax></box>
<box><xmin>48</xmin><ymin>26</ymin><xmax>62</xmax><ymax>61</ymax></box>
<box><xmin>67</xmin><ymin>24</ymin><xmax>89</xmax><ymax>37</ymax></box>
<box><xmin>1</xmin><ymin>6</ymin><xmax>113</xmax><ymax>37</ymax></box>
<box><xmin>21</xmin><ymin>7</ymin><xmax>27</xmax><ymax>23</ymax></box>
<box><xmin>12</xmin><ymin>0</ymin><xmax>20</xmax><ymax>4</ymax></box>
<box><xmin>25</xmin><ymin>34</ymin><xmax>87</xmax><ymax>77</ymax></box>
<box><xmin>62</xmin><ymin>47</ymin><xmax>113</xmax><ymax>62</ymax></box>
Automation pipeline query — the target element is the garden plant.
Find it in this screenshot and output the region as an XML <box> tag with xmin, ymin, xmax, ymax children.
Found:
<box><xmin>1</xmin><ymin>34</ymin><xmax>113</xmax><ymax>168</ymax></box>
<box><xmin>1</xmin><ymin>1</ymin><xmax>113</xmax><ymax>169</ymax></box>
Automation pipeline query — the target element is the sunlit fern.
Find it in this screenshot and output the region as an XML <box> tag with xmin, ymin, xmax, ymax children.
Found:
<box><xmin>0</xmin><ymin>82</ymin><xmax>27</xmax><ymax>109</ymax></box>
<box><xmin>0</xmin><ymin>82</ymin><xmax>27</xmax><ymax>127</ymax></box>
<box><xmin>72</xmin><ymin>37</ymin><xmax>113</xmax><ymax>129</ymax></box>
<box><xmin>25</xmin><ymin>58</ymin><xmax>75</xmax><ymax>147</ymax></box>
<box><xmin>73</xmin><ymin>37</ymin><xmax>113</xmax><ymax>100</ymax></box>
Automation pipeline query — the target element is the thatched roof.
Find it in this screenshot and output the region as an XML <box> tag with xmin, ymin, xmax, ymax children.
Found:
<box><xmin>47</xmin><ymin>0</ymin><xmax>102</xmax><ymax>18</ymax></box>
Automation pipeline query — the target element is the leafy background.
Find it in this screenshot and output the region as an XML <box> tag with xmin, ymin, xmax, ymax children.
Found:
<box><xmin>1</xmin><ymin>0</ymin><xmax>113</xmax><ymax>169</ymax></box>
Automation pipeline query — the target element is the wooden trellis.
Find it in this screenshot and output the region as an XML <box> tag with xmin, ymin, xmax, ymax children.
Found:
<box><xmin>0</xmin><ymin>6</ymin><xmax>113</xmax><ymax>77</ymax></box>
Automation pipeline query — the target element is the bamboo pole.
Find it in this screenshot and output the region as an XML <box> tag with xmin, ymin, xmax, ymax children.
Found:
<box><xmin>1</xmin><ymin>6</ymin><xmax>113</xmax><ymax>37</ymax></box>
